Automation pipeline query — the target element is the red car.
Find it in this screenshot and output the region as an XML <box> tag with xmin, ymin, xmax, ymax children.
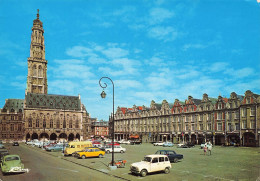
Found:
<box><xmin>107</xmin><ymin>142</ymin><xmax>120</xmax><ymax>146</ymax></box>
<box><xmin>43</xmin><ymin>143</ymin><xmax>56</xmax><ymax>149</ymax></box>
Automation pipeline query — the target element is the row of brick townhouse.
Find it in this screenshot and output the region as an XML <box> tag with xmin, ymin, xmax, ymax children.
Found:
<box><xmin>90</xmin><ymin>119</ymin><xmax>109</xmax><ymax>140</ymax></box>
<box><xmin>110</xmin><ymin>90</ymin><xmax>260</xmax><ymax>147</ymax></box>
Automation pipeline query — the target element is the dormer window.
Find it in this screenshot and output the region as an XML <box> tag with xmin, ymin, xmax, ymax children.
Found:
<box><xmin>246</xmin><ymin>97</ymin><xmax>251</xmax><ymax>104</ymax></box>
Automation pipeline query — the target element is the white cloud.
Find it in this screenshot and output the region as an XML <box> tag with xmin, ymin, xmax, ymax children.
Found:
<box><xmin>147</xmin><ymin>26</ymin><xmax>178</xmax><ymax>41</ymax></box>
<box><xmin>101</xmin><ymin>47</ymin><xmax>129</xmax><ymax>59</ymax></box>
<box><xmin>51</xmin><ymin>59</ymin><xmax>94</xmax><ymax>79</ymax></box>
<box><xmin>48</xmin><ymin>80</ymin><xmax>79</xmax><ymax>95</ymax></box>
<box><xmin>209</xmin><ymin>62</ymin><xmax>229</xmax><ymax>72</ymax></box>
<box><xmin>10</xmin><ymin>82</ymin><xmax>26</xmax><ymax>90</ymax></box>
<box><xmin>66</xmin><ymin>46</ymin><xmax>93</xmax><ymax>58</ymax></box>
<box><xmin>98</xmin><ymin>58</ymin><xmax>141</xmax><ymax>76</ymax></box>
<box><xmin>183</xmin><ymin>44</ymin><xmax>207</xmax><ymax>51</ymax></box>
<box><xmin>146</xmin><ymin>76</ymin><xmax>171</xmax><ymax>90</ymax></box>
<box><xmin>115</xmin><ymin>80</ymin><xmax>142</xmax><ymax>89</ymax></box>
<box><xmin>176</xmin><ymin>70</ymin><xmax>200</xmax><ymax>79</ymax></box>
<box><xmin>149</xmin><ymin>8</ymin><xmax>174</xmax><ymax>24</ymax></box>
<box><xmin>225</xmin><ymin>67</ymin><xmax>255</xmax><ymax>78</ymax></box>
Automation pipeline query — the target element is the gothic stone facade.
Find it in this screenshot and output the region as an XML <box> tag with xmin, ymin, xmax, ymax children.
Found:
<box><xmin>113</xmin><ymin>90</ymin><xmax>260</xmax><ymax>147</ymax></box>
<box><xmin>0</xmin><ymin>10</ymin><xmax>91</xmax><ymax>142</ymax></box>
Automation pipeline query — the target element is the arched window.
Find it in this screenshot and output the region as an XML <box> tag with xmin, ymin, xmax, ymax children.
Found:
<box><xmin>36</xmin><ymin>119</ymin><xmax>39</xmax><ymax>127</ymax></box>
<box><xmin>56</xmin><ymin>120</ymin><xmax>60</xmax><ymax>129</ymax></box>
<box><xmin>43</xmin><ymin>118</ymin><xmax>46</xmax><ymax>128</ymax></box>
<box><xmin>69</xmin><ymin>120</ymin><xmax>72</xmax><ymax>128</ymax></box>
<box><xmin>50</xmin><ymin>119</ymin><xmax>53</xmax><ymax>128</ymax></box>
<box><xmin>63</xmin><ymin>119</ymin><xmax>66</xmax><ymax>128</ymax></box>
<box><xmin>75</xmin><ymin>120</ymin><xmax>79</xmax><ymax>129</ymax></box>
<box><xmin>29</xmin><ymin>118</ymin><xmax>32</xmax><ymax>127</ymax></box>
<box><xmin>33</xmin><ymin>64</ymin><xmax>37</xmax><ymax>76</ymax></box>
<box><xmin>38</xmin><ymin>65</ymin><xmax>43</xmax><ymax>77</ymax></box>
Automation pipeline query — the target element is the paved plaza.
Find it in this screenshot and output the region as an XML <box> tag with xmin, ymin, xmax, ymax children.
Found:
<box><xmin>1</xmin><ymin>143</ymin><xmax>259</xmax><ymax>181</ymax></box>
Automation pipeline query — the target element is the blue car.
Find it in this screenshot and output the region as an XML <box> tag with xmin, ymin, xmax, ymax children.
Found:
<box><xmin>163</xmin><ymin>142</ymin><xmax>174</xmax><ymax>147</ymax></box>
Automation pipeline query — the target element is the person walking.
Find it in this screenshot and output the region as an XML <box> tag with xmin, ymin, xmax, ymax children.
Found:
<box><xmin>208</xmin><ymin>145</ymin><xmax>212</xmax><ymax>155</ymax></box>
<box><xmin>203</xmin><ymin>144</ymin><xmax>207</xmax><ymax>155</ymax></box>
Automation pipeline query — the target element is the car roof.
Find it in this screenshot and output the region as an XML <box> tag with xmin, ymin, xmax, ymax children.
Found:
<box><xmin>156</xmin><ymin>150</ymin><xmax>174</xmax><ymax>152</ymax></box>
<box><xmin>145</xmin><ymin>154</ymin><xmax>168</xmax><ymax>158</ymax></box>
<box><xmin>4</xmin><ymin>154</ymin><xmax>20</xmax><ymax>158</ymax></box>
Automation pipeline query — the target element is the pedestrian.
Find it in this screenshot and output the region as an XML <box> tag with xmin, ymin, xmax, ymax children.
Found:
<box><xmin>204</xmin><ymin>144</ymin><xmax>207</xmax><ymax>156</ymax></box>
<box><xmin>208</xmin><ymin>145</ymin><xmax>212</xmax><ymax>155</ymax></box>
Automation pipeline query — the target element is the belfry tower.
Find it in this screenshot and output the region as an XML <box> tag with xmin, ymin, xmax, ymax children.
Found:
<box><xmin>26</xmin><ymin>9</ymin><xmax>48</xmax><ymax>94</ymax></box>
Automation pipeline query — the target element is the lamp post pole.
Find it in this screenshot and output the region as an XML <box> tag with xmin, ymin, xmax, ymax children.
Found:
<box><xmin>63</xmin><ymin>104</ymin><xmax>66</xmax><ymax>154</ymax></box>
<box><xmin>99</xmin><ymin>77</ymin><xmax>115</xmax><ymax>166</ymax></box>
<box><xmin>43</xmin><ymin>116</ymin><xmax>46</xmax><ymax>149</ymax></box>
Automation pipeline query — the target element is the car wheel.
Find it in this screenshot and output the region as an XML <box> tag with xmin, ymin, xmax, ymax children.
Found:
<box><xmin>164</xmin><ymin>167</ymin><xmax>170</xmax><ymax>174</ymax></box>
<box><xmin>106</xmin><ymin>150</ymin><xmax>110</xmax><ymax>154</ymax></box>
<box><xmin>99</xmin><ymin>154</ymin><xmax>103</xmax><ymax>158</ymax></box>
<box><xmin>140</xmin><ymin>169</ymin><xmax>147</xmax><ymax>177</ymax></box>
<box><xmin>173</xmin><ymin>158</ymin><xmax>178</xmax><ymax>163</ymax></box>
<box><xmin>82</xmin><ymin>155</ymin><xmax>86</xmax><ymax>159</ymax></box>
<box><xmin>120</xmin><ymin>150</ymin><xmax>124</xmax><ymax>153</ymax></box>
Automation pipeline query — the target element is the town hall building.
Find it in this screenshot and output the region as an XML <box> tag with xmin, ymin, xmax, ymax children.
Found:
<box><xmin>0</xmin><ymin>10</ymin><xmax>92</xmax><ymax>142</ymax></box>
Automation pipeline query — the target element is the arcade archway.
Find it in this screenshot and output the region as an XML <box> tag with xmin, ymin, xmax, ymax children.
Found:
<box><xmin>32</xmin><ymin>133</ymin><xmax>38</xmax><ymax>140</ymax></box>
<box><xmin>76</xmin><ymin>133</ymin><xmax>80</xmax><ymax>141</ymax></box>
<box><xmin>243</xmin><ymin>132</ymin><xmax>256</xmax><ymax>147</ymax></box>
<box><xmin>26</xmin><ymin>133</ymin><xmax>30</xmax><ymax>141</ymax></box>
<box><xmin>68</xmin><ymin>133</ymin><xmax>74</xmax><ymax>141</ymax></box>
<box><xmin>40</xmin><ymin>133</ymin><xmax>49</xmax><ymax>140</ymax></box>
<box><xmin>50</xmin><ymin>133</ymin><xmax>57</xmax><ymax>140</ymax></box>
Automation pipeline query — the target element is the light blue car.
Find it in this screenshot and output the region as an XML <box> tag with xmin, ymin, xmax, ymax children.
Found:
<box><xmin>163</xmin><ymin>142</ymin><xmax>174</xmax><ymax>147</ymax></box>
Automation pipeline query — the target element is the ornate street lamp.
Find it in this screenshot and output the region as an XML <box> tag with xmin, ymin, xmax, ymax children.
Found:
<box><xmin>99</xmin><ymin>77</ymin><xmax>115</xmax><ymax>167</ymax></box>
<box><xmin>63</xmin><ymin>104</ymin><xmax>66</xmax><ymax>154</ymax></box>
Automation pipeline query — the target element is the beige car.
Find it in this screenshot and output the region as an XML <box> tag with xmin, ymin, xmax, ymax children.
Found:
<box><xmin>130</xmin><ymin>154</ymin><xmax>171</xmax><ymax>177</ymax></box>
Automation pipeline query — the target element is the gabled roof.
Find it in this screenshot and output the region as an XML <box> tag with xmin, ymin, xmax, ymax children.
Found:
<box><xmin>25</xmin><ymin>93</ymin><xmax>81</xmax><ymax>111</ymax></box>
<box><xmin>2</xmin><ymin>99</ymin><xmax>24</xmax><ymax>112</ymax></box>
<box><xmin>192</xmin><ymin>98</ymin><xmax>201</xmax><ymax>105</ymax></box>
<box><xmin>154</xmin><ymin>103</ymin><xmax>162</xmax><ymax>110</ymax></box>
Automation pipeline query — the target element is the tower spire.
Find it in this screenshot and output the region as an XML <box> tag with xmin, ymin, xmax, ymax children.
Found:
<box><xmin>26</xmin><ymin>10</ymin><xmax>48</xmax><ymax>94</ymax></box>
<box><xmin>37</xmin><ymin>9</ymin><xmax>39</xmax><ymax>19</ymax></box>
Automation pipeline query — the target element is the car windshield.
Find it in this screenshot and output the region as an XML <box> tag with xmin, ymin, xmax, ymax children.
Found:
<box><xmin>5</xmin><ymin>156</ymin><xmax>20</xmax><ymax>161</ymax></box>
<box><xmin>155</xmin><ymin>151</ymin><xmax>161</xmax><ymax>154</ymax></box>
<box><xmin>143</xmin><ymin>157</ymin><xmax>152</xmax><ymax>162</ymax></box>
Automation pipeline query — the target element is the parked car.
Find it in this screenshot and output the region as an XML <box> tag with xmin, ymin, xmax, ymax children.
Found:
<box><xmin>118</xmin><ymin>139</ymin><xmax>131</xmax><ymax>144</ymax></box>
<box><xmin>92</xmin><ymin>142</ymin><xmax>102</xmax><ymax>148</ymax></box>
<box><xmin>153</xmin><ymin>141</ymin><xmax>165</xmax><ymax>146</ymax></box>
<box><xmin>1</xmin><ymin>155</ymin><xmax>28</xmax><ymax>174</ymax></box>
<box><xmin>178</xmin><ymin>142</ymin><xmax>195</xmax><ymax>148</ymax></box>
<box><xmin>0</xmin><ymin>143</ymin><xmax>5</xmax><ymax>149</ymax></box>
<box><xmin>122</xmin><ymin>140</ymin><xmax>131</xmax><ymax>144</ymax></box>
<box><xmin>130</xmin><ymin>154</ymin><xmax>171</xmax><ymax>177</ymax></box>
<box><xmin>105</xmin><ymin>145</ymin><xmax>126</xmax><ymax>153</ymax></box>
<box><xmin>99</xmin><ymin>145</ymin><xmax>111</xmax><ymax>151</ymax></box>
<box><xmin>163</xmin><ymin>142</ymin><xmax>174</xmax><ymax>147</ymax></box>
<box><xmin>64</xmin><ymin>141</ymin><xmax>92</xmax><ymax>156</ymax></box>
<box><xmin>26</xmin><ymin>139</ymin><xmax>39</xmax><ymax>146</ymax></box>
<box><xmin>186</xmin><ymin>142</ymin><xmax>195</xmax><ymax>148</ymax></box>
<box><xmin>75</xmin><ymin>147</ymin><xmax>105</xmax><ymax>159</ymax></box>
<box><xmin>0</xmin><ymin>149</ymin><xmax>9</xmax><ymax>163</ymax></box>
<box><xmin>46</xmin><ymin>144</ymin><xmax>66</xmax><ymax>152</ymax></box>
<box><xmin>130</xmin><ymin>140</ymin><xmax>142</xmax><ymax>145</ymax></box>
<box><xmin>106</xmin><ymin>142</ymin><xmax>120</xmax><ymax>146</ymax></box>
<box><xmin>12</xmin><ymin>142</ymin><xmax>19</xmax><ymax>146</ymax></box>
<box><xmin>43</xmin><ymin>142</ymin><xmax>57</xmax><ymax>149</ymax></box>
<box><xmin>155</xmin><ymin>150</ymin><xmax>183</xmax><ymax>163</ymax></box>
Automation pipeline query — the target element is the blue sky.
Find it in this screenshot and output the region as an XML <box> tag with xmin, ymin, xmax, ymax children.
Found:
<box><xmin>0</xmin><ymin>0</ymin><xmax>260</xmax><ymax>120</ymax></box>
